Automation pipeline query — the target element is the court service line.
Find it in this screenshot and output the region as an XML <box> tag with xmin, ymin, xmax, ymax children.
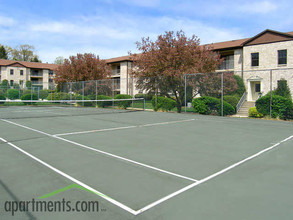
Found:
<box><xmin>53</xmin><ymin>119</ymin><xmax>196</xmax><ymax>137</ymax></box>
<box><xmin>0</xmin><ymin>137</ymin><xmax>137</xmax><ymax>215</ymax></box>
<box><xmin>134</xmin><ymin>134</ymin><xmax>293</xmax><ymax>215</ymax></box>
<box><xmin>1</xmin><ymin>119</ymin><xmax>198</xmax><ymax>183</ymax></box>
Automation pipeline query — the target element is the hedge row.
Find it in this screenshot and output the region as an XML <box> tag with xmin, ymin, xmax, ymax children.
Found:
<box><xmin>256</xmin><ymin>95</ymin><xmax>293</xmax><ymax>120</ymax></box>
<box><xmin>192</xmin><ymin>96</ymin><xmax>235</xmax><ymax>116</ymax></box>
<box><xmin>151</xmin><ymin>96</ymin><xmax>176</xmax><ymax>111</ymax></box>
<box><xmin>0</xmin><ymin>89</ymin><xmax>50</xmax><ymax>100</ymax></box>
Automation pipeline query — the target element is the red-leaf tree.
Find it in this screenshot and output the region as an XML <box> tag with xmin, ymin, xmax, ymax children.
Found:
<box><xmin>187</xmin><ymin>72</ymin><xmax>238</xmax><ymax>98</ymax></box>
<box><xmin>54</xmin><ymin>53</ymin><xmax>111</xmax><ymax>83</ymax></box>
<box><xmin>130</xmin><ymin>31</ymin><xmax>222</xmax><ymax>113</ymax></box>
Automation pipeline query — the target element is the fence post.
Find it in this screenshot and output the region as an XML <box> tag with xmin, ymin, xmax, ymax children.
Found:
<box><xmin>82</xmin><ymin>81</ymin><xmax>85</xmax><ymax>106</ymax></box>
<box><xmin>184</xmin><ymin>74</ymin><xmax>187</xmax><ymax>113</ymax></box>
<box><xmin>112</xmin><ymin>79</ymin><xmax>114</xmax><ymax>107</ymax></box>
<box><xmin>221</xmin><ymin>72</ymin><xmax>224</xmax><ymax>117</ymax></box>
<box><xmin>270</xmin><ymin>69</ymin><xmax>272</xmax><ymax>118</ymax></box>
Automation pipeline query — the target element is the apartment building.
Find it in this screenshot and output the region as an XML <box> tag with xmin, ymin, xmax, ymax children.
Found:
<box><xmin>106</xmin><ymin>29</ymin><xmax>293</xmax><ymax>101</ymax></box>
<box><xmin>0</xmin><ymin>59</ymin><xmax>58</xmax><ymax>89</ymax></box>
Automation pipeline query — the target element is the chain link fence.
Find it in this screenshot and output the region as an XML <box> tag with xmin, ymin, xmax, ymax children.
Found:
<box><xmin>1</xmin><ymin>68</ymin><xmax>293</xmax><ymax>118</ymax></box>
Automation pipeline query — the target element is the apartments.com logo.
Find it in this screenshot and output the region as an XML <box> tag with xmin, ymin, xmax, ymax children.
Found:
<box><xmin>2</xmin><ymin>184</ymin><xmax>104</xmax><ymax>216</ymax></box>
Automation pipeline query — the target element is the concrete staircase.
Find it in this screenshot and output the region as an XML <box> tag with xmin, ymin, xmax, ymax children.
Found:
<box><xmin>235</xmin><ymin>101</ymin><xmax>255</xmax><ymax>117</ymax></box>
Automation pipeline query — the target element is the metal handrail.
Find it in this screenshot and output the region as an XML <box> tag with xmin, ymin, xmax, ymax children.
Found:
<box><xmin>236</xmin><ymin>92</ymin><xmax>247</xmax><ymax>113</ymax></box>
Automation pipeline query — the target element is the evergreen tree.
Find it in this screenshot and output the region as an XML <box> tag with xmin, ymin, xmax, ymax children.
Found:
<box><xmin>275</xmin><ymin>79</ymin><xmax>292</xmax><ymax>100</ymax></box>
<box><xmin>0</xmin><ymin>45</ymin><xmax>8</xmax><ymax>59</ymax></box>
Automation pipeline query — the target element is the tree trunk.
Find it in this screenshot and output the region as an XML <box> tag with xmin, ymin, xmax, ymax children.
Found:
<box><xmin>177</xmin><ymin>103</ymin><xmax>182</xmax><ymax>113</ymax></box>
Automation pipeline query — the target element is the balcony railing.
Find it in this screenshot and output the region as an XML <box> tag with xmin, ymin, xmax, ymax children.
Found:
<box><xmin>112</xmin><ymin>69</ymin><xmax>121</xmax><ymax>75</ymax></box>
<box><xmin>31</xmin><ymin>81</ymin><xmax>43</xmax><ymax>86</ymax></box>
<box><xmin>218</xmin><ymin>59</ymin><xmax>234</xmax><ymax>70</ymax></box>
<box><xmin>30</xmin><ymin>72</ymin><xmax>43</xmax><ymax>77</ymax></box>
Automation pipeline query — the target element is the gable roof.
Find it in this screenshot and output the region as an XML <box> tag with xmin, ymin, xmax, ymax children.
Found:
<box><xmin>0</xmin><ymin>59</ymin><xmax>59</xmax><ymax>70</ymax></box>
<box><xmin>90</xmin><ymin>29</ymin><xmax>293</xmax><ymax>64</ymax></box>
<box><xmin>242</xmin><ymin>29</ymin><xmax>293</xmax><ymax>46</ymax></box>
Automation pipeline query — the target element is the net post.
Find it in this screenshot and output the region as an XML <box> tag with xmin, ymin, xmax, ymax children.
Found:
<box><xmin>143</xmin><ymin>98</ymin><xmax>146</xmax><ymax>111</ymax></box>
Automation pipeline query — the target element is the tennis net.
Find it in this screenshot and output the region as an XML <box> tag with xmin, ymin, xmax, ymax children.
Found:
<box><xmin>0</xmin><ymin>98</ymin><xmax>145</xmax><ymax>119</ymax></box>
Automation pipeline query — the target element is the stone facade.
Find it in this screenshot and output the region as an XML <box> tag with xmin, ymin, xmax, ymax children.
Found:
<box><xmin>106</xmin><ymin>30</ymin><xmax>293</xmax><ymax>100</ymax></box>
<box><xmin>0</xmin><ymin>60</ymin><xmax>57</xmax><ymax>90</ymax></box>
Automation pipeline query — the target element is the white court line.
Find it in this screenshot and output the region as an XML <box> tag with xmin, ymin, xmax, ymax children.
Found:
<box><xmin>2</xmin><ymin>119</ymin><xmax>293</xmax><ymax>215</ymax></box>
<box><xmin>0</xmin><ymin>137</ymin><xmax>137</xmax><ymax>215</ymax></box>
<box><xmin>53</xmin><ymin>119</ymin><xmax>196</xmax><ymax>137</ymax></box>
<box><xmin>134</xmin><ymin>134</ymin><xmax>293</xmax><ymax>215</ymax></box>
<box><xmin>1</xmin><ymin>119</ymin><xmax>198</xmax><ymax>183</ymax></box>
<box><xmin>54</xmin><ymin>126</ymin><xmax>137</xmax><ymax>136</ymax></box>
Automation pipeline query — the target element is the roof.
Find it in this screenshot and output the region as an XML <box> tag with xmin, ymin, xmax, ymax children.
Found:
<box><xmin>206</xmin><ymin>29</ymin><xmax>293</xmax><ymax>50</ymax></box>
<box><xmin>106</xmin><ymin>55</ymin><xmax>132</xmax><ymax>64</ymax></box>
<box><xmin>0</xmin><ymin>59</ymin><xmax>59</xmax><ymax>70</ymax></box>
<box><xmin>242</xmin><ymin>29</ymin><xmax>293</xmax><ymax>46</ymax></box>
<box><xmin>205</xmin><ymin>38</ymin><xmax>249</xmax><ymax>50</ymax></box>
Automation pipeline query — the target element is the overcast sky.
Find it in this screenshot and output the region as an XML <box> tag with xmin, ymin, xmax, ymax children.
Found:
<box><xmin>0</xmin><ymin>0</ymin><xmax>291</xmax><ymax>63</ymax></box>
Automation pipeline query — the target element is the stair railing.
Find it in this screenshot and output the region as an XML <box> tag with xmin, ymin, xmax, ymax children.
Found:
<box><xmin>236</xmin><ymin>92</ymin><xmax>247</xmax><ymax>113</ymax></box>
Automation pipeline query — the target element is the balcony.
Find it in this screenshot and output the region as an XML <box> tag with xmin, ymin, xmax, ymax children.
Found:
<box><xmin>31</xmin><ymin>81</ymin><xmax>43</xmax><ymax>86</ymax></box>
<box><xmin>112</xmin><ymin>70</ymin><xmax>120</xmax><ymax>77</ymax></box>
<box><xmin>30</xmin><ymin>70</ymin><xmax>43</xmax><ymax>77</ymax></box>
<box><xmin>218</xmin><ymin>59</ymin><xmax>234</xmax><ymax>70</ymax></box>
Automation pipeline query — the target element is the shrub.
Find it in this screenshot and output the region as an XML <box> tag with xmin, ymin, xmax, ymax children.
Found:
<box><xmin>134</xmin><ymin>93</ymin><xmax>153</xmax><ymax>101</ymax></box>
<box><xmin>192</xmin><ymin>96</ymin><xmax>235</xmax><ymax>116</ymax></box>
<box><xmin>95</xmin><ymin>95</ymin><xmax>112</xmax><ymax>108</ymax></box>
<box><xmin>75</xmin><ymin>95</ymin><xmax>93</xmax><ymax>106</ymax></box>
<box><xmin>222</xmin><ymin>101</ymin><xmax>236</xmax><ymax>115</ymax></box>
<box><xmin>0</xmin><ymin>94</ymin><xmax>5</xmax><ymax>104</ymax></box>
<box><xmin>21</xmin><ymin>93</ymin><xmax>38</xmax><ymax>105</ymax></box>
<box><xmin>249</xmin><ymin>107</ymin><xmax>263</xmax><ymax>118</ymax></box>
<box><xmin>192</xmin><ymin>99</ymin><xmax>208</xmax><ymax>114</ymax></box>
<box><xmin>38</xmin><ymin>90</ymin><xmax>49</xmax><ymax>100</ymax></box>
<box><xmin>46</xmin><ymin>92</ymin><xmax>70</xmax><ymax>100</ymax></box>
<box><xmin>26</xmin><ymin>81</ymin><xmax>32</xmax><ymax>89</ymax></box>
<box><xmin>114</xmin><ymin>94</ymin><xmax>132</xmax><ymax>109</ymax></box>
<box><xmin>223</xmin><ymin>95</ymin><xmax>240</xmax><ymax>108</ymax></box>
<box><xmin>256</xmin><ymin>95</ymin><xmax>293</xmax><ymax>119</ymax></box>
<box><xmin>232</xmin><ymin>75</ymin><xmax>246</xmax><ymax>96</ymax></box>
<box><xmin>151</xmin><ymin>96</ymin><xmax>177</xmax><ymax>111</ymax></box>
<box><xmin>275</xmin><ymin>79</ymin><xmax>291</xmax><ymax>100</ymax></box>
<box><xmin>6</xmin><ymin>89</ymin><xmax>20</xmax><ymax>100</ymax></box>
<box><xmin>0</xmin><ymin>79</ymin><xmax>9</xmax><ymax>88</ymax></box>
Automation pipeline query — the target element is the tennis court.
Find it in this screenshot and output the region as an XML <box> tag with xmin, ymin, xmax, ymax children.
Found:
<box><xmin>0</xmin><ymin>103</ymin><xmax>293</xmax><ymax>220</ymax></box>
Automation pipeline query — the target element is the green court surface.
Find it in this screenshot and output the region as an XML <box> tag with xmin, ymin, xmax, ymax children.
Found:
<box><xmin>0</xmin><ymin>106</ymin><xmax>293</xmax><ymax>220</ymax></box>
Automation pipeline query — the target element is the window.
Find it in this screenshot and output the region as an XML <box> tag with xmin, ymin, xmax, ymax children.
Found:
<box><xmin>10</xmin><ymin>69</ymin><xmax>14</xmax><ymax>75</ymax></box>
<box><xmin>278</xmin><ymin>49</ymin><xmax>287</xmax><ymax>65</ymax></box>
<box><xmin>20</xmin><ymin>70</ymin><xmax>24</xmax><ymax>75</ymax></box>
<box><xmin>10</xmin><ymin>80</ymin><xmax>14</xmax><ymax>86</ymax></box>
<box><xmin>218</xmin><ymin>55</ymin><xmax>234</xmax><ymax>70</ymax></box>
<box><xmin>117</xmin><ymin>65</ymin><xmax>121</xmax><ymax>74</ymax></box>
<box><xmin>251</xmin><ymin>53</ymin><xmax>259</xmax><ymax>67</ymax></box>
<box><xmin>19</xmin><ymin>80</ymin><xmax>23</xmax><ymax>85</ymax></box>
<box><xmin>255</xmin><ymin>83</ymin><xmax>261</xmax><ymax>93</ymax></box>
<box><xmin>49</xmin><ymin>78</ymin><xmax>53</xmax><ymax>83</ymax></box>
<box><xmin>49</xmin><ymin>70</ymin><xmax>54</xmax><ymax>76</ymax></box>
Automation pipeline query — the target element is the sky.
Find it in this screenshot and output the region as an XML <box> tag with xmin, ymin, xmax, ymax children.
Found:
<box><xmin>0</xmin><ymin>0</ymin><xmax>292</xmax><ymax>63</ymax></box>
